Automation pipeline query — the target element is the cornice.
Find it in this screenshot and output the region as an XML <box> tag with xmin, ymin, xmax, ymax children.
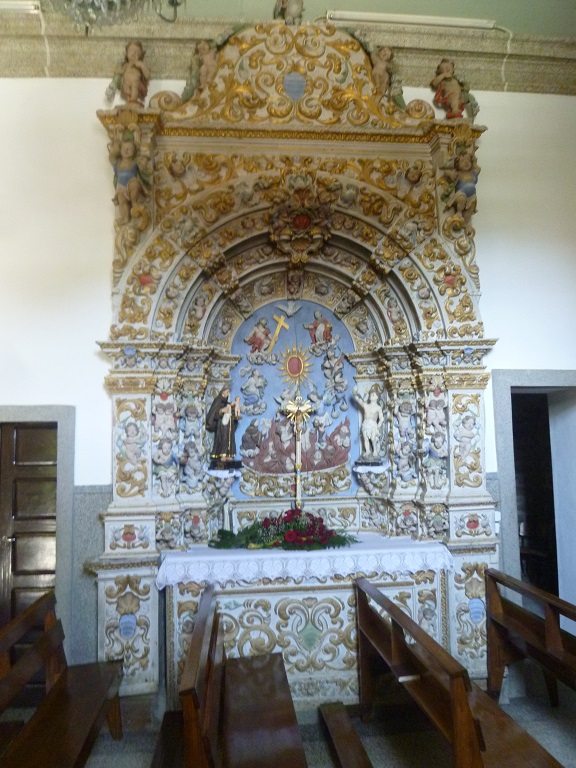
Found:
<box><xmin>1</xmin><ymin>12</ymin><xmax>575</xmax><ymax>95</ymax></box>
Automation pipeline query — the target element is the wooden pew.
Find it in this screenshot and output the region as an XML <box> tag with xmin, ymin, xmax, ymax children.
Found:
<box><xmin>318</xmin><ymin>701</ymin><xmax>372</xmax><ymax>768</ymax></box>
<box><xmin>152</xmin><ymin>583</ymin><xmax>308</xmax><ymax>768</ymax></box>
<box><xmin>0</xmin><ymin>589</ymin><xmax>123</xmax><ymax>768</ymax></box>
<box><xmin>486</xmin><ymin>567</ymin><xmax>576</xmax><ymax>705</ymax></box>
<box><xmin>330</xmin><ymin>576</ymin><xmax>561</xmax><ymax>768</ymax></box>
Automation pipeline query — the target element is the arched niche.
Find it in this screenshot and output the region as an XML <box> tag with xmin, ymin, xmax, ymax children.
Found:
<box><xmin>100</xmin><ymin>157</ymin><xmax>493</xmax><ymax>540</ymax></box>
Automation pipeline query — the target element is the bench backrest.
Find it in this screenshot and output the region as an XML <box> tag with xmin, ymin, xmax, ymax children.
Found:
<box><xmin>355</xmin><ymin>577</ymin><xmax>485</xmax><ymax>768</ymax></box>
<box><xmin>0</xmin><ymin>590</ymin><xmax>67</xmax><ymax>714</ymax></box>
<box><xmin>179</xmin><ymin>583</ymin><xmax>224</xmax><ymax>768</ymax></box>
<box><xmin>486</xmin><ymin>568</ymin><xmax>576</xmax><ymax>687</ymax></box>
<box><xmin>486</xmin><ymin>568</ymin><xmax>576</xmax><ymax>636</ymax></box>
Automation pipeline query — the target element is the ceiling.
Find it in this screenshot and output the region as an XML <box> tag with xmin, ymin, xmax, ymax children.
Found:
<box><xmin>0</xmin><ymin>0</ymin><xmax>574</xmax><ymax>92</ymax></box>
<box><xmin>171</xmin><ymin>0</ymin><xmax>576</xmax><ymax>40</ymax></box>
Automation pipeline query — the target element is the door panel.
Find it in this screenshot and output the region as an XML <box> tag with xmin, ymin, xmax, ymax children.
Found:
<box><xmin>13</xmin><ymin>535</ymin><xmax>56</xmax><ymax>574</ymax></box>
<box><xmin>0</xmin><ymin>423</ymin><xmax>58</xmax><ymax>627</ymax></box>
<box><xmin>15</xmin><ymin>478</ymin><xmax>57</xmax><ymax>519</ymax></box>
<box><xmin>1</xmin><ymin>422</ymin><xmax>59</xmax><ymax>703</ymax></box>
<box><xmin>13</xmin><ymin>425</ymin><xmax>57</xmax><ymax>465</ymax></box>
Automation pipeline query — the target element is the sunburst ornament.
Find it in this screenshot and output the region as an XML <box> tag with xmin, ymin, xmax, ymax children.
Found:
<box><xmin>278</xmin><ymin>344</ymin><xmax>313</xmax><ymax>388</ymax></box>
<box><xmin>285</xmin><ymin>394</ymin><xmax>314</xmax><ymax>424</ymax></box>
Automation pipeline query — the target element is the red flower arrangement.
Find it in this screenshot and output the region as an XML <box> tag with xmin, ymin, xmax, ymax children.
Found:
<box><xmin>209</xmin><ymin>507</ymin><xmax>357</xmax><ymax>551</ymax></box>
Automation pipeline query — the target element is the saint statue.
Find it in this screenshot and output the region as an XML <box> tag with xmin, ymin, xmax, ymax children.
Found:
<box><xmin>304</xmin><ymin>310</ymin><xmax>332</xmax><ymax>345</ymax></box>
<box><xmin>206</xmin><ymin>387</ymin><xmax>242</xmax><ymax>469</ymax></box>
<box><xmin>353</xmin><ymin>386</ymin><xmax>385</xmax><ymax>461</ymax></box>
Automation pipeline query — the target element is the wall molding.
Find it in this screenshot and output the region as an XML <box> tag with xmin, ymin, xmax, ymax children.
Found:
<box><xmin>1</xmin><ymin>13</ymin><xmax>575</xmax><ymax>95</ymax></box>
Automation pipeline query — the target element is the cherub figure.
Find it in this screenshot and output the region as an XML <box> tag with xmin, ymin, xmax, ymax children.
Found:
<box><xmin>182</xmin><ymin>39</ymin><xmax>218</xmax><ymax>102</ymax></box>
<box><xmin>370</xmin><ymin>46</ymin><xmax>405</xmax><ymax>108</ymax></box>
<box><xmin>418</xmin><ymin>601</ymin><xmax>437</xmax><ymax>635</ymax></box>
<box><xmin>455</xmin><ymin>413</ymin><xmax>477</xmax><ymax>461</ymax></box>
<box><xmin>180</xmin><ymin>441</ymin><xmax>203</xmax><ymax>492</ymax></box>
<box><xmin>108</xmin><ymin>135</ymin><xmax>150</xmax><ymax>226</ymax></box>
<box><xmin>273</xmin><ymin>0</ymin><xmax>303</xmax><ymax>25</ymax></box>
<box><xmin>386</xmin><ymin>297</ymin><xmax>402</xmax><ymax>324</ymax></box>
<box><xmin>152</xmin><ymin>438</ymin><xmax>179</xmax><ymax>497</ymax></box>
<box><xmin>181</xmin><ymin>402</ymin><xmax>202</xmax><ymax>440</ymax></box>
<box><xmin>442</xmin><ymin>151</ymin><xmax>480</xmax><ymax>223</ymax></box>
<box><xmin>396</xmin><ymin>161</ymin><xmax>427</xmax><ymax>203</ymax></box>
<box><xmin>430</xmin><ymin>58</ymin><xmax>479</xmax><ymax>119</ymax></box>
<box><xmin>426</xmin><ymin>395</ymin><xmax>447</xmax><ymax>433</ymax></box>
<box><xmin>121</xmin><ymin>422</ymin><xmax>144</xmax><ymax>467</ymax></box>
<box><xmin>394</xmin><ymin>398</ymin><xmax>415</xmax><ymax>440</ymax></box>
<box><xmin>422</xmin><ymin>432</ymin><xmax>448</xmax><ymax>489</ymax></box>
<box><xmin>371</xmin><ymin>46</ymin><xmax>392</xmax><ymax>101</ymax></box>
<box><xmin>152</xmin><ymin>400</ymin><xmax>177</xmax><ymax>440</ymax></box>
<box><xmin>198</xmin><ymin>39</ymin><xmax>218</xmax><ymax>89</ymax></box>
<box><xmin>395</xmin><ymin>441</ymin><xmax>417</xmax><ymax>482</ymax></box>
<box><xmin>106</xmin><ymin>41</ymin><xmax>151</xmax><ymax>106</ymax></box>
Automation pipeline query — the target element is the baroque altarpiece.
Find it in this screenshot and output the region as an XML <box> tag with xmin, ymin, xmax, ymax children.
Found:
<box><xmin>94</xmin><ymin>23</ymin><xmax>498</xmax><ymax>703</ymax></box>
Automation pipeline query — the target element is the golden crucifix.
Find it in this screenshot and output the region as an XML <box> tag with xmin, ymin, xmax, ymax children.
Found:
<box><xmin>284</xmin><ymin>393</ymin><xmax>314</xmax><ymax>509</ymax></box>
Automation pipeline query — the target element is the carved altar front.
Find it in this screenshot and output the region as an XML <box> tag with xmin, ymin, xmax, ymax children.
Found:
<box><xmin>92</xmin><ymin>22</ymin><xmax>498</xmax><ymax>698</ymax></box>
<box><xmin>157</xmin><ymin>535</ymin><xmax>453</xmax><ymax>707</ymax></box>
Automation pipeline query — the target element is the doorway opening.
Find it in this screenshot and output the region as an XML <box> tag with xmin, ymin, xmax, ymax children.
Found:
<box><xmin>493</xmin><ymin>371</ymin><xmax>576</xmax><ymax>613</ymax></box>
<box><xmin>511</xmin><ymin>392</ymin><xmax>558</xmax><ymax>594</ymax></box>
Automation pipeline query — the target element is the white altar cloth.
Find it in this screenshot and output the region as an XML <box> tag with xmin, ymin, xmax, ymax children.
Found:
<box><xmin>156</xmin><ymin>534</ymin><xmax>453</xmax><ymax>590</ymax></box>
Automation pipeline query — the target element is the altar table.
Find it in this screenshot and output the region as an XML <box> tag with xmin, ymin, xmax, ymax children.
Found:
<box><xmin>157</xmin><ymin>534</ymin><xmax>453</xmax><ymax>708</ymax></box>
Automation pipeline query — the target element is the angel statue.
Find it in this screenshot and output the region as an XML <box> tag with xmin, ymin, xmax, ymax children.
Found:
<box><xmin>182</xmin><ymin>40</ymin><xmax>218</xmax><ymax>102</ymax></box>
<box><xmin>430</xmin><ymin>58</ymin><xmax>479</xmax><ymax>119</ymax></box>
<box><xmin>105</xmin><ymin>41</ymin><xmax>150</xmax><ymax>106</ymax></box>
<box><xmin>370</xmin><ymin>46</ymin><xmax>406</xmax><ymax>109</ymax></box>
<box><xmin>273</xmin><ymin>0</ymin><xmax>303</xmax><ymax>25</ymax></box>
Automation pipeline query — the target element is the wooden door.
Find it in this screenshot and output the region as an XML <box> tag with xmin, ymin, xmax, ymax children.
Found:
<box><xmin>0</xmin><ymin>422</ymin><xmax>58</xmax><ymax>627</ymax></box>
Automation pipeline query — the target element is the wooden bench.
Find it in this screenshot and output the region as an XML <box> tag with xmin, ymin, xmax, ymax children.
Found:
<box><xmin>152</xmin><ymin>583</ymin><xmax>308</xmax><ymax>768</ymax></box>
<box><xmin>486</xmin><ymin>567</ymin><xmax>576</xmax><ymax>706</ymax></box>
<box><xmin>0</xmin><ymin>589</ymin><xmax>123</xmax><ymax>768</ymax></box>
<box><xmin>322</xmin><ymin>576</ymin><xmax>561</xmax><ymax>768</ymax></box>
<box><xmin>318</xmin><ymin>701</ymin><xmax>372</xmax><ymax>768</ymax></box>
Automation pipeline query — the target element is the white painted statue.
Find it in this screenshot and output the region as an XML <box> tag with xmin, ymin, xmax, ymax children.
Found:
<box><xmin>273</xmin><ymin>0</ymin><xmax>303</xmax><ymax>25</ymax></box>
<box><xmin>353</xmin><ymin>386</ymin><xmax>385</xmax><ymax>460</ymax></box>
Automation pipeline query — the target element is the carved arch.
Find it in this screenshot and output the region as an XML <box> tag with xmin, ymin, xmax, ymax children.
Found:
<box><xmin>111</xmin><ymin>177</ymin><xmax>479</xmax><ymax>348</ymax></box>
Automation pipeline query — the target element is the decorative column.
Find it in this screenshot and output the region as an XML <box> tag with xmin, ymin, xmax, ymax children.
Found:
<box><xmin>89</xmin><ymin>342</ymin><xmax>163</xmax><ymax>695</ymax></box>
<box><xmin>444</xmin><ymin>345</ymin><xmax>498</xmax><ymax>676</ymax></box>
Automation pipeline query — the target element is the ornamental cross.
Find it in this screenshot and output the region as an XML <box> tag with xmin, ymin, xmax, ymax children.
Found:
<box><xmin>284</xmin><ymin>393</ymin><xmax>315</xmax><ymax>509</ymax></box>
<box><xmin>267</xmin><ymin>314</ymin><xmax>289</xmax><ymax>354</ymax></box>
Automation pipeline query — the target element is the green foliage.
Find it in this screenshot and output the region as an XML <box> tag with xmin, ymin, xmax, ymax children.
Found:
<box><xmin>209</xmin><ymin>508</ymin><xmax>357</xmax><ymax>551</ymax></box>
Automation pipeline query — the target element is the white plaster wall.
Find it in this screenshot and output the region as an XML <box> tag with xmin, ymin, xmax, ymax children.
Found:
<box><xmin>474</xmin><ymin>93</ymin><xmax>576</xmax><ymax>472</ymax></box>
<box><xmin>1</xmin><ymin>80</ymin><xmax>575</xmax><ymax>483</ymax></box>
<box><xmin>0</xmin><ymin>78</ymin><xmax>178</xmax><ymax>485</ymax></box>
